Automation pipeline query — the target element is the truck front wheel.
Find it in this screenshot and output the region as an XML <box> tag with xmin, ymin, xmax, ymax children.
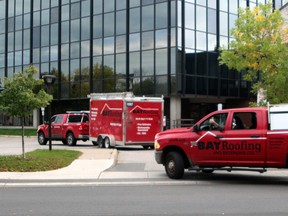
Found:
<box><xmin>165</xmin><ymin>152</ymin><xmax>184</xmax><ymax>179</ymax></box>
<box><xmin>66</xmin><ymin>132</ymin><xmax>77</xmax><ymax>146</ymax></box>
<box><xmin>38</xmin><ymin>132</ymin><xmax>47</xmax><ymax>145</ymax></box>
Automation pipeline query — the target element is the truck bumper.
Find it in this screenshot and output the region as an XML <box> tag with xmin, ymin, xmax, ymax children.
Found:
<box><xmin>79</xmin><ymin>135</ymin><xmax>89</xmax><ymax>140</ymax></box>
<box><xmin>155</xmin><ymin>151</ymin><xmax>163</xmax><ymax>164</ymax></box>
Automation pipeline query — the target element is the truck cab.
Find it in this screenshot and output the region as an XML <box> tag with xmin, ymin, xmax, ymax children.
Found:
<box><xmin>155</xmin><ymin>107</ymin><xmax>288</xmax><ymax>179</ymax></box>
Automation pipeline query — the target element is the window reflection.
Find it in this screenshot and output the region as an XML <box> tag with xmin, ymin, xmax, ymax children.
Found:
<box><xmin>81</xmin><ymin>17</ymin><xmax>90</xmax><ymax>40</ymax></box>
<box><xmin>41</xmin><ymin>26</ymin><xmax>49</xmax><ymax>47</ymax></box>
<box><xmin>81</xmin><ymin>0</ymin><xmax>90</xmax><ymax>17</ymax></box>
<box><xmin>62</xmin><ymin>5</ymin><xmax>70</xmax><ymax>21</ymax></box>
<box><xmin>15</xmin><ymin>31</ymin><xmax>22</xmax><ymax>51</ymax></box>
<box><xmin>130</xmin><ymin>8</ymin><xmax>140</xmax><ymax>33</ymax></box>
<box><xmin>104</xmin><ymin>13</ymin><xmax>114</xmax><ymax>37</ymax></box>
<box><xmin>33</xmin><ymin>27</ymin><xmax>40</xmax><ymax>48</ymax></box>
<box><xmin>220</xmin><ymin>12</ymin><xmax>228</xmax><ymax>36</ymax></box>
<box><xmin>50</xmin><ymin>45</ymin><xmax>58</xmax><ymax>61</ymax></box>
<box><xmin>129</xmin><ymin>33</ymin><xmax>140</xmax><ymax>52</ymax></box>
<box><xmin>104</xmin><ymin>37</ymin><xmax>115</xmax><ymax>55</ymax></box>
<box><xmin>41</xmin><ymin>9</ymin><xmax>50</xmax><ymax>25</ymax></box>
<box><xmin>104</xmin><ymin>0</ymin><xmax>115</xmax><ymax>13</ymax></box>
<box><xmin>93</xmin><ymin>0</ymin><xmax>102</xmax><ymax>14</ymax></box>
<box><xmin>208</xmin><ymin>9</ymin><xmax>216</xmax><ymax>34</ymax></box>
<box><xmin>71</xmin><ymin>2</ymin><xmax>80</xmax><ymax>19</ymax></box>
<box><xmin>196</xmin><ymin>6</ymin><xmax>206</xmax><ymax>32</ymax></box>
<box><xmin>61</xmin><ymin>44</ymin><xmax>69</xmax><ymax>59</ymax></box>
<box><xmin>70</xmin><ymin>42</ymin><xmax>80</xmax><ymax>59</ymax></box>
<box><xmin>51</xmin><ymin>24</ymin><xmax>58</xmax><ymax>45</ymax></box>
<box><xmin>142</xmin><ymin>50</ymin><xmax>154</xmax><ymax>76</ymax></box>
<box><xmin>142</xmin><ymin>31</ymin><xmax>154</xmax><ymax>50</ymax></box>
<box><xmin>129</xmin><ymin>51</ymin><xmax>140</xmax><ymax>77</ymax></box>
<box><xmin>8</xmin><ymin>32</ymin><xmax>14</xmax><ymax>51</ymax></box>
<box><xmin>70</xmin><ymin>19</ymin><xmax>80</xmax><ymax>42</ymax></box>
<box><xmin>93</xmin><ymin>38</ymin><xmax>102</xmax><ymax>56</ymax></box>
<box><xmin>116</xmin><ymin>10</ymin><xmax>126</xmax><ymax>35</ymax></box>
<box><xmin>156</xmin><ymin>48</ymin><xmax>167</xmax><ymax>75</ymax></box>
<box><xmin>185</xmin><ymin>2</ymin><xmax>194</xmax><ymax>29</ymax></box>
<box><xmin>61</xmin><ymin>21</ymin><xmax>69</xmax><ymax>43</ymax></box>
<box><xmin>156</xmin><ymin>3</ymin><xmax>167</xmax><ymax>29</ymax></box>
<box><xmin>51</xmin><ymin>7</ymin><xmax>59</xmax><ymax>23</ymax></box>
<box><xmin>23</xmin><ymin>50</ymin><xmax>30</xmax><ymax>64</ymax></box>
<box><xmin>93</xmin><ymin>15</ymin><xmax>102</xmax><ymax>38</ymax></box>
<box><xmin>196</xmin><ymin>31</ymin><xmax>206</xmax><ymax>51</ymax></box>
<box><xmin>142</xmin><ymin>5</ymin><xmax>154</xmax><ymax>31</ymax></box>
<box><xmin>156</xmin><ymin>29</ymin><xmax>167</xmax><ymax>49</ymax></box>
<box><xmin>81</xmin><ymin>40</ymin><xmax>90</xmax><ymax>57</ymax></box>
<box><xmin>116</xmin><ymin>35</ymin><xmax>126</xmax><ymax>53</ymax></box>
<box><xmin>185</xmin><ymin>29</ymin><xmax>195</xmax><ymax>50</ymax></box>
<box><xmin>155</xmin><ymin>75</ymin><xmax>167</xmax><ymax>95</ymax></box>
<box><xmin>41</xmin><ymin>47</ymin><xmax>49</xmax><ymax>62</ymax></box>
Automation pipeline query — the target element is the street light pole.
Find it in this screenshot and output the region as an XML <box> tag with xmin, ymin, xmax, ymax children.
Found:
<box><xmin>42</xmin><ymin>75</ymin><xmax>56</xmax><ymax>151</ymax></box>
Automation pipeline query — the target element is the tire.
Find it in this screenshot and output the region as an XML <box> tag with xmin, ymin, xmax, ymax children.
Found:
<box><xmin>66</xmin><ymin>132</ymin><xmax>77</xmax><ymax>146</ymax></box>
<box><xmin>38</xmin><ymin>131</ymin><xmax>48</xmax><ymax>145</ymax></box>
<box><xmin>104</xmin><ymin>137</ymin><xmax>111</xmax><ymax>149</ymax></box>
<box><xmin>165</xmin><ymin>152</ymin><xmax>184</xmax><ymax>179</ymax></box>
<box><xmin>97</xmin><ymin>136</ymin><xmax>104</xmax><ymax>148</ymax></box>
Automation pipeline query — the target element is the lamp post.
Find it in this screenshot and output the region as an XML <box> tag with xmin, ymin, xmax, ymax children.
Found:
<box><xmin>42</xmin><ymin>75</ymin><xmax>56</xmax><ymax>151</ymax></box>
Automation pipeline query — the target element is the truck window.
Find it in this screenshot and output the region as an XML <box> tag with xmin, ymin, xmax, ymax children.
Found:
<box><xmin>231</xmin><ymin>112</ymin><xmax>257</xmax><ymax>130</ymax></box>
<box><xmin>82</xmin><ymin>115</ymin><xmax>89</xmax><ymax>122</ymax></box>
<box><xmin>200</xmin><ymin>113</ymin><xmax>227</xmax><ymax>131</ymax></box>
<box><xmin>68</xmin><ymin>115</ymin><xmax>82</xmax><ymax>123</ymax></box>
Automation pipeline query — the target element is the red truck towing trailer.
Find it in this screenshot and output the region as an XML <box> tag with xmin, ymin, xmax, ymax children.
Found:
<box><xmin>155</xmin><ymin>104</ymin><xmax>288</xmax><ymax>179</ymax></box>
<box><xmin>89</xmin><ymin>92</ymin><xmax>164</xmax><ymax>149</ymax></box>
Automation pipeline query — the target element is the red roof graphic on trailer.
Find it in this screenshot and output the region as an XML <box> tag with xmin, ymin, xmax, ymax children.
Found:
<box><xmin>100</xmin><ymin>104</ymin><xmax>122</xmax><ymax>117</ymax></box>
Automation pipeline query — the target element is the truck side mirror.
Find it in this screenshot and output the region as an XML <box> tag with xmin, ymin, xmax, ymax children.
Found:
<box><xmin>193</xmin><ymin>124</ymin><xmax>199</xmax><ymax>132</ymax></box>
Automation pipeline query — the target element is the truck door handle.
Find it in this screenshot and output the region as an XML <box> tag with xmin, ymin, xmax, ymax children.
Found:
<box><xmin>251</xmin><ymin>135</ymin><xmax>260</xmax><ymax>138</ymax></box>
<box><xmin>215</xmin><ymin>135</ymin><xmax>223</xmax><ymax>139</ymax></box>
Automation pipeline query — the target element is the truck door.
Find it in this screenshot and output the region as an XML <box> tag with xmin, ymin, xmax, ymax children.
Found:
<box><xmin>222</xmin><ymin>111</ymin><xmax>266</xmax><ymax>166</ymax></box>
<box><xmin>51</xmin><ymin>115</ymin><xmax>64</xmax><ymax>139</ymax></box>
<box><xmin>190</xmin><ymin>113</ymin><xmax>228</xmax><ymax>166</ymax></box>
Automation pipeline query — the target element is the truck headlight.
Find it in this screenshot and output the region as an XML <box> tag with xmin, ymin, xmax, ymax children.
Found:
<box><xmin>154</xmin><ymin>140</ymin><xmax>160</xmax><ymax>150</ymax></box>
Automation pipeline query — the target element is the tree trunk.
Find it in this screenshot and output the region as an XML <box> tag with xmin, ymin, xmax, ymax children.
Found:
<box><xmin>21</xmin><ymin>117</ymin><xmax>25</xmax><ymax>159</ymax></box>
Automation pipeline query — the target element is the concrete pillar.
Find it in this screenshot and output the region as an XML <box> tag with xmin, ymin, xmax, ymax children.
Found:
<box><xmin>33</xmin><ymin>109</ymin><xmax>38</xmax><ymax>128</ymax></box>
<box><xmin>170</xmin><ymin>96</ymin><xmax>181</xmax><ymax>128</ymax></box>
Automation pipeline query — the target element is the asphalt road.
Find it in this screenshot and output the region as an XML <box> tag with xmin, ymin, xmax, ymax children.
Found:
<box><xmin>1</xmin><ymin>183</ymin><xmax>288</xmax><ymax>216</ymax></box>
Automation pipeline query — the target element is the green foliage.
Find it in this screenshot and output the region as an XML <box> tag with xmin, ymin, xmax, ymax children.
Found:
<box><xmin>219</xmin><ymin>2</ymin><xmax>288</xmax><ymax>104</ymax></box>
<box><xmin>0</xmin><ymin>149</ymin><xmax>81</xmax><ymax>172</ymax></box>
<box><xmin>0</xmin><ymin>65</ymin><xmax>53</xmax><ymax>117</ymax></box>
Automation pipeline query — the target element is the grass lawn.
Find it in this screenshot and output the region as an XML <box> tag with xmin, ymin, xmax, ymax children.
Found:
<box><xmin>0</xmin><ymin>149</ymin><xmax>82</xmax><ymax>172</ymax></box>
<box><xmin>0</xmin><ymin>128</ymin><xmax>37</xmax><ymax>136</ymax></box>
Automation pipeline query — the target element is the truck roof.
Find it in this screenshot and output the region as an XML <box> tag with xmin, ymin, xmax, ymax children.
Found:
<box><xmin>213</xmin><ymin>107</ymin><xmax>267</xmax><ymax>113</ymax></box>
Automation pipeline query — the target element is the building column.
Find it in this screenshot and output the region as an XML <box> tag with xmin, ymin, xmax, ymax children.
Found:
<box><xmin>170</xmin><ymin>96</ymin><xmax>181</xmax><ymax>128</ymax></box>
<box><xmin>33</xmin><ymin>109</ymin><xmax>38</xmax><ymax>128</ymax></box>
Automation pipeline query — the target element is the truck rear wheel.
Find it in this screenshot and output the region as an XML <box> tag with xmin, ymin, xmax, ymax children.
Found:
<box><xmin>66</xmin><ymin>132</ymin><xmax>77</xmax><ymax>146</ymax></box>
<box><xmin>38</xmin><ymin>132</ymin><xmax>47</xmax><ymax>145</ymax></box>
<box><xmin>104</xmin><ymin>137</ymin><xmax>111</xmax><ymax>148</ymax></box>
<box><xmin>165</xmin><ymin>152</ymin><xmax>184</xmax><ymax>179</ymax></box>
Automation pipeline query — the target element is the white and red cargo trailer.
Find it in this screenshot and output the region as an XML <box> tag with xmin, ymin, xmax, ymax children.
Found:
<box><xmin>89</xmin><ymin>92</ymin><xmax>164</xmax><ymax>149</ymax></box>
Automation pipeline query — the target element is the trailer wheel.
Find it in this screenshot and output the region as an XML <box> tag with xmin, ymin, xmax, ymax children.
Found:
<box><xmin>97</xmin><ymin>136</ymin><xmax>104</xmax><ymax>148</ymax></box>
<box><xmin>38</xmin><ymin>131</ymin><xmax>47</xmax><ymax>145</ymax></box>
<box><xmin>165</xmin><ymin>152</ymin><xmax>184</xmax><ymax>179</ymax></box>
<box><xmin>104</xmin><ymin>137</ymin><xmax>111</xmax><ymax>149</ymax></box>
<box><xmin>66</xmin><ymin>132</ymin><xmax>77</xmax><ymax>146</ymax></box>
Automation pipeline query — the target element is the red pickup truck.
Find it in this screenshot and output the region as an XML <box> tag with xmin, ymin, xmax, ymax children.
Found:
<box><xmin>37</xmin><ymin>112</ymin><xmax>89</xmax><ymax>146</ymax></box>
<box><xmin>155</xmin><ymin>105</ymin><xmax>288</xmax><ymax>179</ymax></box>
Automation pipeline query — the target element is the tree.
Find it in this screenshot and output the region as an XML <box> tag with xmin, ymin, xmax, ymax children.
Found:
<box><xmin>219</xmin><ymin>3</ymin><xmax>288</xmax><ymax>104</ymax></box>
<box><xmin>0</xmin><ymin>65</ymin><xmax>53</xmax><ymax>158</ymax></box>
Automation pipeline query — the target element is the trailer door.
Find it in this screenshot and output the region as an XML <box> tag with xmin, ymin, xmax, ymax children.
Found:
<box><xmin>125</xmin><ymin>101</ymin><xmax>162</xmax><ymax>143</ymax></box>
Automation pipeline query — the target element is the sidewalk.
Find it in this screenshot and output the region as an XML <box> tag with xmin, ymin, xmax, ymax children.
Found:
<box><xmin>0</xmin><ymin>137</ymin><xmax>118</xmax><ymax>181</ymax></box>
